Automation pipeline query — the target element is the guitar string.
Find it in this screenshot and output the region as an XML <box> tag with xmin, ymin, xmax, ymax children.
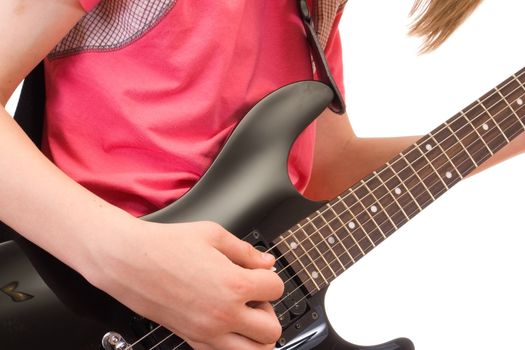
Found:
<box><xmin>268</xmin><ymin>76</ymin><xmax>525</xmax><ymax>288</ymax></box>
<box><xmin>146</xmin><ymin>86</ymin><xmax>525</xmax><ymax>350</ymax></box>
<box><xmin>149</xmin><ymin>87</ymin><xmax>525</xmax><ymax>350</ymax></box>
<box><xmin>274</xmin><ymin>102</ymin><xmax>523</xmax><ymax>308</ymax></box>
<box><xmin>121</xmin><ymin>231</ymin><xmax>261</xmax><ymax>350</ymax></box>
<box><xmin>114</xmin><ymin>66</ymin><xmax>525</xmax><ymax>350</ymax></box>
<box><xmin>146</xmin><ymin>328</ymin><xmax>178</xmax><ymax>350</ymax></box>
<box><xmin>127</xmin><ymin>72</ymin><xmax>525</xmax><ymax>350</ymax></box>
<box><xmin>270</xmin><ymin>113</ymin><xmax>525</xmax><ymax>322</ymax></box>
<box><xmin>266</xmin><ymin>70</ymin><xmax>525</xmax><ymax>273</ymax></box>
<box><xmin>272</xmin><ymin>94</ymin><xmax>525</xmax><ymax>302</ymax></box>
<box><xmin>122</xmin><ymin>226</ymin><xmax>262</xmax><ymax>350</ymax></box>
<box><xmin>170</xmin><ymin>94</ymin><xmax>525</xmax><ymax>350</ymax></box>
<box><xmin>172</xmin><ymin>98</ymin><xmax>524</xmax><ymax>348</ymax></box>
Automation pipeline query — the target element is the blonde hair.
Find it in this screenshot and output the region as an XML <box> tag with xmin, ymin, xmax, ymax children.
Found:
<box><xmin>409</xmin><ymin>0</ymin><xmax>483</xmax><ymax>52</ymax></box>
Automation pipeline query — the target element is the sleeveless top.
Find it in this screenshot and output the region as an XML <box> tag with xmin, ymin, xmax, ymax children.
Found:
<box><xmin>42</xmin><ymin>0</ymin><xmax>346</xmax><ymax>216</ymax></box>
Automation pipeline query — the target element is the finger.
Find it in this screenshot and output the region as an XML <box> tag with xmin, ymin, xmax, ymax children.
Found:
<box><xmin>235</xmin><ymin>302</ymin><xmax>282</xmax><ymax>345</ymax></box>
<box><xmin>186</xmin><ymin>339</ymin><xmax>213</xmax><ymax>350</ymax></box>
<box><xmin>214</xmin><ymin>332</ymin><xmax>276</xmax><ymax>350</ymax></box>
<box><xmin>212</xmin><ymin>229</ymin><xmax>275</xmax><ymax>269</ymax></box>
<box><xmin>241</xmin><ymin>268</ymin><xmax>284</xmax><ymax>301</ymax></box>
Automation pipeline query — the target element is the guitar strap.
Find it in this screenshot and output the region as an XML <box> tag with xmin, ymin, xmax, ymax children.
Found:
<box><xmin>0</xmin><ymin>1</ymin><xmax>347</xmax><ymax>244</ymax></box>
<box><xmin>298</xmin><ymin>0</ymin><xmax>346</xmax><ymax>114</ymax></box>
<box><xmin>12</xmin><ymin>0</ymin><xmax>346</xmax><ymax>148</ymax></box>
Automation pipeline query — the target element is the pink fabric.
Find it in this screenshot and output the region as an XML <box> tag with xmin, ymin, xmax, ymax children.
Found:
<box><xmin>78</xmin><ymin>0</ymin><xmax>100</xmax><ymax>12</ymax></box>
<box><xmin>43</xmin><ymin>1</ymin><xmax>345</xmax><ymax>216</ymax></box>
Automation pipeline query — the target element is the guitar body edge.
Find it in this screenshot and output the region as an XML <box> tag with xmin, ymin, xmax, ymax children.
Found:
<box><xmin>0</xmin><ymin>81</ymin><xmax>414</xmax><ymax>350</ymax></box>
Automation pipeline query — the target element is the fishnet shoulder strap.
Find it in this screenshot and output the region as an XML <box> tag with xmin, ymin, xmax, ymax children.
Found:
<box><xmin>314</xmin><ymin>0</ymin><xmax>348</xmax><ymax>50</ymax></box>
<box><xmin>13</xmin><ymin>1</ymin><xmax>348</xmax><ymax>150</ymax></box>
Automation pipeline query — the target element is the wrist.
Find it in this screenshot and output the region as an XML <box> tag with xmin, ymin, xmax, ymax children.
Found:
<box><xmin>70</xmin><ymin>206</ymin><xmax>139</xmax><ymax>287</ymax></box>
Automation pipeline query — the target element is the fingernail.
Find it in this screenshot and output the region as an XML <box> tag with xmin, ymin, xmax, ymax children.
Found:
<box><xmin>261</xmin><ymin>252</ymin><xmax>275</xmax><ymax>262</ymax></box>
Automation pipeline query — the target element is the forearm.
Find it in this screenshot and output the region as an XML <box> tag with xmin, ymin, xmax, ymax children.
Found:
<box><xmin>469</xmin><ymin>131</ymin><xmax>525</xmax><ymax>176</ymax></box>
<box><xmin>305</xmin><ymin>130</ymin><xmax>419</xmax><ymax>200</ymax></box>
<box><xmin>0</xmin><ymin>106</ymin><xmax>134</xmax><ymax>275</ymax></box>
<box><xmin>304</xmin><ymin>109</ymin><xmax>525</xmax><ymax>200</ymax></box>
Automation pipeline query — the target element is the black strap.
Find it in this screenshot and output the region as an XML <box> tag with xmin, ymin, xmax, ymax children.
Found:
<box><xmin>298</xmin><ymin>0</ymin><xmax>346</xmax><ymax>114</ymax></box>
<box><xmin>13</xmin><ymin>61</ymin><xmax>46</xmax><ymax>147</ymax></box>
<box><xmin>13</xmin><ymin>1</ymin><xmax>346</xmax><ymax>150</ymax></box>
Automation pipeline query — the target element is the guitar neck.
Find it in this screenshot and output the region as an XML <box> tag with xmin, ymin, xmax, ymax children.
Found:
<box><xmin>274</xmin><ymin>67</ymin><xmax>525</xmax><ymax>295</ymax></box>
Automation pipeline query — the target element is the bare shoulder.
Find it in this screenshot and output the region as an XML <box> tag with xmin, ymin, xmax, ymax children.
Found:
<box><xmin>0</xmin><ymin>0</ymin><xmax>86</xmax><ymax>104</ymax></box>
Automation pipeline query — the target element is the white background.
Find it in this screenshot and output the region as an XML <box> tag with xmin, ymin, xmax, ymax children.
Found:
<box><xmin>326</xmin><ymin>1</ymin><xmax>525</xmax><ymax>350</ymax></box>
<box><xmin>5</xmin><ymin>1</ymin><xmax>525</xmax><ymax>349</ymax></box>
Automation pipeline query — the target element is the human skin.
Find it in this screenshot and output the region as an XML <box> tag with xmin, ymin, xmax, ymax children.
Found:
<box><xmin>0</xmin><ymin>1</ymin><xmax>283</xmax><ymax>349</ymax></box>
<box><xmin>305</xmin><ymin>107</ymin><xmax>525</xmax><ymax>201</ymax></box>
<box><xmin>1</xmin><ymin>1</ymin><xmax>523</xmax><ymax>350</ymax></box>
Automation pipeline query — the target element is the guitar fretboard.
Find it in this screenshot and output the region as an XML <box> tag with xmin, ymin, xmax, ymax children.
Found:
<box><xmin>274</xmin><ymin>67</ymin><xmax>525</xmax><ymax>295</ymax></box>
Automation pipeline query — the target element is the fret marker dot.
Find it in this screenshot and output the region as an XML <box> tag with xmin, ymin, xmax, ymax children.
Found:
<box><xmin>348</xmin><ymin>222</ymin><xmax>356</xmax><ymax>229</ymax></box>
<box><xmin>445</xmin><ymin>171</ymin><xmax>453</xmax><ymax>179</ymax></box>
<box><xmin>482</xmin><ymin>123</ymin><xmax>489</xmax><ymax>131</ymax></box>
<box><xmin>370</xmin><ymin>205</ymin><xmax>378</xmax><ymax>213</ymax></box>
<box><xmin>328</xmin><ymin>236</ymin><xmax>336</xmax><ymax>245</ymax></box>
<box><xmin>312</xmin><ymin>271</ymin><xmax>319</xmax><ymax>279</ymax></box>
<box><xmin>290</xmin><ymin>241</ymin><xmax>298</xmax><ymax>250</ymax></box>
<box><xmin>517</xmin><ymin>98</ymin><xmax>523</xmax><ymax>105</ymax></box>
<box><xmin>425</xmin><ymin>144</ymin><xmax>433</xmax><ymax>151</ymax></box>
<box><xmin>394</xmin><ymin>187</ymin><xmax>402</xmax><ymax>195</ymax></box>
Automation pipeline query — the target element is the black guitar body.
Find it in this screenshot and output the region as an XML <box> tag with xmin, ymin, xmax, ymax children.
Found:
<box><xmin>0</xmin><ymin>81</ymin><xmax>414</xmax><ymax>350</ymax></box>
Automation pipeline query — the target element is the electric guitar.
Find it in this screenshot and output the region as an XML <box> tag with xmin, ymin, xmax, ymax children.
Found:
<box><xmin>1</xmin><ymin>64</ymin><xmax>524</xmax><ymax>349</ymax></box>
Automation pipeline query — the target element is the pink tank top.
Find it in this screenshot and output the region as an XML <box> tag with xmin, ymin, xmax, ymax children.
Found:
<box><xmin>43</xmin><ymin>0</ymin><xmax>345</xmax><ymax>216</ymax></box>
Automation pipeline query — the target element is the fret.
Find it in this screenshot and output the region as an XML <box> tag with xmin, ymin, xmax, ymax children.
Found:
<box><xmin>312</xmin><ymin>213</ymin><xmax>346</xmax><ymax>271</ymax></box>
<box><xmin>373</xmin><ymin>170</ymin><xmax>411</xmax><ymax>223</ymax></box>
<box><xmin>324</xmin><ymin>202</ymin><xmax>365</xmax><ymax>266</ymax></box>
<box><xmin>444</xmin><ymin>121</ymin><xmax>479</xmax><ymax>168</ymax></box>
<box><xmin>433</xmin><ymin>121</ymin><xmax>477</xmax><ymax>177</ymax></box>
<box><xmin>449</xmin><ymin>113</ymin><xmax>492</xmax><ymax>166</ymax></box>
<box><xmin>275</xmin><ymin>67</ymin><xmax>525</xmax><ymax>299</ymax></box>
<box><xmin>278</xmin><ymin>234</ymin><xmax>319</xmax><ymax>292</ymax></box>
<box><xmin>304</xmin><ymin>217</ymin><xmax>339</xmax><ymax>278</ymax></box>
<box><xmin>343</xmin><ymin>189</ymin><xmax>384</xmax><ymax>245</ymax></box>
<box><xmin>512</xmin><ymin>73</ymin><xmax>525</xmax><ymax>95</ymax></box>
<box><xmin>501</xmin><ymin>75</ymin><xmax>525</xmax><ymax>125</ymax></box>
<box><xmin>332</xmin><ymin>197</ymin><xmax>367</xmax><ymax>257</ymax></box>
<box><xmin>389</xmin><ymin>156</ymin><xmax>433</xmax><ymax>209</ymax></box>
<box><xmin>416</xmin><ymin>141</ymin><xmax>449</xmax><ymax>189</ymax></box>
<box><xmin>407</xmin><ymin>142</ymin><xmax>449</xmax><ymax>198</ymax></box>
<box><xmin>500</xmin><ymin>76</ymin><xmax>525</xmax><ymax>142</ymax></box>
<box><xmin>401</xmin><ymin>152</ymin><xmax>436</xmax><ymax>201</ymax></box>
<box><xmin>461</xmin><ymin>112</ymin><xmax>493</xmax><ymax>156</ymax></box>
<box><xmin>495</xmin><ymin>87</ymin><xmax>525</xmax><ymax>130</ymax></box>
<box><xmin>479</xmin><ymin>88</ymin><xmax>524</xmax><ymax>141</ymax></box>
<box><xmin>459</xmin><ymin>100</ymin><xmax>507</xmax><ymax>157</ymax></box>
<box><xmin>417</xmin><ymin>134</ymin><xmax>463</xmax><ymax>191</ymax></box>
<box><xmin>293</xmin><ymin>226</ymin><xmax>330</xmax><ymax>284</ymax></box>
<box><xmin>492</xmin><ymin>88</ymin><xmax>525</xmax><ymax>139</ymax></box>
<box><xmin>361</xmin><ymin>179</ymin><xmax>399</xmax><ymax>230</ymax></box>
<box><xmin>477</xmin><ymin>98</ymin><xmax>510</xmax><ymax>143</ymax></box>
<box><xmin>382</xmin><ymin>162</ymin><xmax>421</xmax><ymax>216</ymax></box>
<box><xmin>337</xmin><ymin>195</ymin><xmax>376</xmax><ymax>251</ymax></box>
<box><xmin>477</xmin><ymin>88</ymin><xmax>525</xmax><ymax>151</ymax></box>
<box><xmin>496</xmin><ymin>107</ymin><xmax>525</xmax><ymax>144</ymax></box>
<box><xmin>352</xmin><ymin>183</ymin><xmax>391</xmax><ymax>239</ymax></box>
<box><xmin>324</xmin><ymin>203</ymin><xmax>359</xmax><ymax>264</ymax></box>
<box><xmin>432</xmin><ymin>123</ymin><xmax>471</xmax><ymax>174</ymax></box>
<box><xmin>428</xmin><ymin>132</ymin><xmax>463</xmax><ymax>180</ymax></box>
